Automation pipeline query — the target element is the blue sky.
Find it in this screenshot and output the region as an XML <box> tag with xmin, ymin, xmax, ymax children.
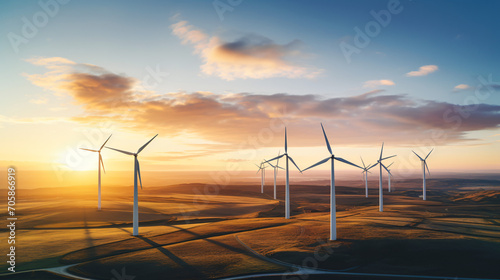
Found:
<box><xmin>0</xmin><ymin>0</ymin><xmax>499</xmax><ymax>174</ymax></box>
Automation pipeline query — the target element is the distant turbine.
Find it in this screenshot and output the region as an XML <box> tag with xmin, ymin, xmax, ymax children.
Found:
<box><xmin>265</xmin><ymin>128</ymin><xmax>301</xmax><ymax>219</ymax></box>
<box><xmin>412</xmin><ymin>149</ymin><xmax>433</xmax><ymax>200</ymax></box>
<box><xmin>266</xmin><ymin>151</ymin><xmax>285</xmax><ymax>199</ymax></box>
<box><xmin>371</xmin><ymin>143</ymin><xmax>396</xmax><ymax>212</ymax></box>
<box><xmin>360</xmin><ymin>157</ymin><xmax>375</xmax><ymax>198</ymax></box>
<box><xmin>106</xmin><ymin>134</ymin><xmax>158</xmax><ymax>236</ymax></box>
<box><xmin>255</xmin><ymin>160</ymin><xmax>267</xmax><ymax>193</ymax></box>
<box><xmin>302</xmin><ymin>123</ymin><xmax>362</xmax><ymax>241</ymax></box>
<box><xmin>80</xmin><ymin>134</ymin><xmax>112</xmax><ymax>211</ymax></box>
<box><xmin>386</xmin><ymin>162</ymin><xmax>394</xmax><ymax>192</ymax></box>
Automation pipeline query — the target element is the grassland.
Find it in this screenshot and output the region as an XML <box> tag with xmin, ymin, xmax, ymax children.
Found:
<box><xmin>1</xmin><ymin>179</ymin><xmax>499</xmax><ymax>279</ymax></box>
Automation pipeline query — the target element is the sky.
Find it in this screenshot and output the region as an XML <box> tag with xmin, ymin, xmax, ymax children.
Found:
<box><xmin>0</xmin><ymin>0</ymin><xmax>499</xmax><ymax>185</ymax></box>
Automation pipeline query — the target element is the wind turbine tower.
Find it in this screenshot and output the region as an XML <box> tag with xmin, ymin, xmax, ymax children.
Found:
<box><xmin>264</xmin><ymin>128</ymin><xmax>301</xmax><ymax>219</ymax></box>
<box><xmin>302</xmin><ymin>124</ymin><xmax>362</xmax><ymax>241</ymax></box>
<box><xmin>106</xmin><ymin>134</ymin><xmax>158</xmax><ymax>236</ymax></box>
<box><xmin>412</xmin><ymin>149</ymin><xmax>433</xmax><ymax>200</ymax></box>
<box><xmin>80</xmin><ymin>134</ymin><xmax>112</xmax><ymax>211</ymax></box>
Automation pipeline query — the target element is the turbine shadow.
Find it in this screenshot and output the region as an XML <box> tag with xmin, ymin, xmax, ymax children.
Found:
<box><xmin>135</xmin><ymin>235</ymin><xmax>206</xmax><ymax>278</ymax></box>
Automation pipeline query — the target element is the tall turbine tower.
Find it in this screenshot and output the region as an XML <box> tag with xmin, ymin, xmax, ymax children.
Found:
<box><xmin>371</xmin><ymin>143</ymin><xmax>396</xmax><ymax>212</ymax></box>
<box><xmin>80</xmin><ymin>134</ymin><xmax>112</xmax><ymax>211</ymax></box>
<box><xmin>255</xmin><ymin>161</ymin><xmax>267</xmax><ymax>194</ymax></box>
<box><xmin>266</xmin><ymin>151</ymin><xmax>284</xmax><ymax>200</ymax></box>
<box><xmin>106</xmin><ymin>134</ymin><xmax>158</xmax><ymax>236</ymax></box>
<box><xmin>360</xmin><ymin>157</ymin><xmax>374</xmax><ymax>198</ymax></box>
<box><xmin>386</xmin><ymin>162</ymin><xmax>394</xmax><ymax>192</ymax></box>
<box><xmin>302</xmin><ymin>123</ymin><xmax>362</xmax><ymax>241</ymax></box>
<box><xmin>264</xmin><ymin>128</ymin><xmax>301</xmax><ymax>219</ymax></box>
<box><xmin>412</xmin><ymin>149</ymin><xmax>433</xmax><ymax>200</ymax></box>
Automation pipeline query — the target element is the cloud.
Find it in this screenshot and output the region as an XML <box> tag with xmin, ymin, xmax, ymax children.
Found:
<box><xmin>29</xmin><ymin>97</ymin><xmax>48</xmax><ymax>104</ymax></box>
<box><xmin>170</xmin><ymin>20</ymin><xmax>323</xmax><ymax>80</ymax></box>
<box><xmin>26</xmin><ymin>57</ymin><xmax>500</xmax><ymax>148</ymax></box>
<box><xmin>406</xmin><ymin>65</ymin><xmax>438</xmax><ymax>77</ymax></box>
<box><xmin>363</xmin><ymin>79</ymin><xmax>395</xmax><ymax>88</ymax></box>
<box><xmin>0</xmin><ymin>115</ymin><xmax>71</xmax><ymax>124</ymax></box>
<box><xmin>454</xmin><ymin>84</ymin><xmax>472</xmax><ymax>91</ymax></box>
<box><xmin>24</xmin><ymin>58</ymin><xmax>139</xmax><ymax>111</ymax></box>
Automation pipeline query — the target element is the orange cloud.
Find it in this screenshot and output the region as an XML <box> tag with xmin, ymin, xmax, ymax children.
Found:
<box><xmin>454</xmin><ymin>84</ymin><xmax>472</xmax><ymax>91</ymax></box>
<box><xmin>363</xmin><ymin>79</ymin><xmax>395</xmax><ymax>88</ymax></box>
<box><xmin>170</xmin><ymin>19</ymin><xmax>323</xmax><ymax>80</ymax></box>
<box><xmin>25</xmin><ymin>57</ymin><xmax>500</xmax><ymax>149</ymax></box>
<box><xmin>406</xmin><ymin>65</ymin><xmax>438</xmax><ymax>77</ymax></box>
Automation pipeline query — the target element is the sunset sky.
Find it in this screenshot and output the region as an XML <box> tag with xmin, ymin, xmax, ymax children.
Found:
<box><xmin>1</xmin><ymin>0</ymin><xmax>499</xmax><ymax>183</ymax></box>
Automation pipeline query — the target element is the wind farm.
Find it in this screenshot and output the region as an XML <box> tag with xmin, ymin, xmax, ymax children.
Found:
<box><xmin>1</xmin><ymin>1</ymin><xmax>500</xmax><ymax>280</ymax></box>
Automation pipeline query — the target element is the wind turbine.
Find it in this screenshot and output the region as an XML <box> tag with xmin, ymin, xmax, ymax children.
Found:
<box><xmin>106</xmin><ymin>134</ymin><xmax>158</xmax><ymax>236</ymax></box>
<box><xmin>360</xmin><ymin>157</ymin><xmax>375</xmax><ymax>198</ymax></box>
<box><xmin>264</xmin><ymin>128</ymin><xmax>301</xmax><ymax>219</ymax></box>
<box><xmin>302</xmin><ymin>123</ymin><xmax>362</xmax><ymax>241</ymax></box>
<box><xmin>386</xmin><ymin>162</ymin><xmax>394</xmax><ymax>192</ymax></box>
<box><xmin>255</xmin><ymin>161</ymin><xmax>267</xmax><ymax>193</ymax></box>
<box><xmin>80</xmin><ymin>134</ymin><xmax>112</xmax><ymax>211</ymax></box>
<box><xmin>266</xmin><ymin>151</ymin><xmax>285</xmax><ymax>199</ymax></box>
<box><xmin>412</xmin><ymin>149</ymin><xmax>433</xmax><ymax>200</ymax></box>
<box><xmin>370</xmin><ymin>143</ymin><xmax>396</xmax><ymax>212</ymax></box>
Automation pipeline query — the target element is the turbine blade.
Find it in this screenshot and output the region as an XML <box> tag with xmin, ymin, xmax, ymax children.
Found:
<box><xmin>285</xmin><ymin>128</ymin><xmax>287</xmax><ymax>154</ymax></box>
<box><xmin>288</xmin><ymin>155</ymin><xmax>302</xmax><ymax>173</ymax></box>
<box><xmin>137</xmin><ymin>134</ymin><xmax>158</xmax><ymax>154</ymax></box>
<box><xmin>255</xmin><ymin>164</ymin><xmax>262</xmax><ymax>173</ymax></box>
<box><xmin>276</xmin><ymin>150</ymin><xmax>281</xmax><ymax>166</ymax></box>
<box><xmin>335</xmin><ymin>157</ymin><xmax>363</xmax><ymax>169</ymax></box>
<box><xmin>360</xmin><ymin>156</ymin><xmax>366</xmax><ymax>168</ymax></box>
<box><xmin>265</xmin><ymin>154</ymin><xmax>285</xmax><ymax>163</ymax></box>
<box><xmin>379</xmin><ymin>142</ymin><xmax>384</xmax><ymax>160</ymax></box>
<box><xmin>99</xmin><ymin>153</ymin><xmax>106</xmax><ymax>174</ymax></box>
<box><xmin>302</xmin><ymin>157</ymin><xmax>330</xmax><ymax>172</ymax></box>
<box><xmin>381</xmin><ymin>155</ymin><xmax>397</xmax><ymax>161</ymax></box>
<box><xmin>425</xmin><ymin>148</ymin><xmax>434</xmax><ymax>160</ymax></box>
<box><xmin>106</xmin><ymin>146</ymin><xmax>135</xmax><ymax>156</ymax></box>
<box><xmin>136</xmin><ymin>158</ymin><xmax>143</xmax><ymax>189</ymax></box>
<box><xmin>387</xmin><ymin>162</ymin><xmax>394</xmax><ymax>168</ymax></box>
<box><xmin>80</xmin><ymin>148</ymin><xmax>98</xmax><ymax>152</ymax></box>
<box><xmin>367</xmin><ymin>162</ymin><xmax>378</xmax><ymax>170</ymax></box>
<box><xmin>412</xmin><ymin>150</ymin><xmax>424</xmax><ymax>161</ymax></box>
<box><xmin>425</xmin><ymin>161</ymin><xmax>431</xmax><ymax>176</ymax></box>
<box><xmin>320</xmin><ymin>123</ymin><xmax>333</xmax><ymax>155</ymax></box>
<box><xmin>278</xmin><ymin>166</ymin><xmax>285</xmax><ymax>170</ymax></box>
<box><xmin>99</xmin><ymin>134</ymin><xmax>113</xmax><ymax>151</ymax></box>
<box><xmin>381</xmin><ymin>163</ymin><xmax>392</xmax><ymax>175</ymax></box>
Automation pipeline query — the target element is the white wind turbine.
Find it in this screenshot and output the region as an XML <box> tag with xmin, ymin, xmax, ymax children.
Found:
<box><xmin>302</xmin><ymin>123</ymin><xmax>362</xmax><ymax>241</ymax></box>
<box><xmin>412</xmin><ymin>149</ymin><xmax>433</xmax><ymax>200</ymax></box>
<box><xmin>255</xmin><ymin>160</ymin><xmax>267</xmax><ymax>193</ymax></box>
<box><xmin>360</xmin><ymin>157</ymin><xmax>375</xmax><ymax>198</ymax></box>
<box><xmin>370</xmin><ymin>143</ymin><xmax>396</xmax><ymax>212</ymax></box>
<box><xmin>80</xmin><ymin>134</ymin><xmax>112</xmax><ymax>211</ymax></box>
<box><xmin>266</xmin><ymin>151</ymin><xmax>285</xmax><ymax>199</ymax></box>
<box><xmin>386</xmin><ymin>162</ymin><xmax>394</xmax><ymax>192</ymax></box>
<box><xmin>106</xmin><ymin>134</ymin><xmax>158</xmax><ymax>236</ymax></box>
<box><xmin>264</xmin><ymin>128</ymin><xmax>301</xmax><ymax>219</ymax></box>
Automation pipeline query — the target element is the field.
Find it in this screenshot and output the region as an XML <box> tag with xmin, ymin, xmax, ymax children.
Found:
<box><xmin>1</xmin><ymin>178</ymin><xmax>500</xmax><ymax>280</ymax></box>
